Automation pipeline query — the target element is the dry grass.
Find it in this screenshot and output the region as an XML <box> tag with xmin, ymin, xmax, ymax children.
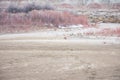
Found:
<box><xmin>85</xmin><ymin>28</ymin><xmax>120</xmax><ymax>36</ymax></box>
<box><xmin>0</xmin><ymin>10</ymin><xmax>89</xmax><ymax>33</ymax></box>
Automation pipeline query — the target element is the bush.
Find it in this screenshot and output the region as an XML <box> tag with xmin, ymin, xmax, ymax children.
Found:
<box><xmin>7</xmin><ymin>5</ymin><xmax>22</xmax><ymax>13</ymax></box>
<box><xmin>42</xmin><ymin>4</ymin><xmax>54</xmax><ymax>10</ymax></box>
<box><xmin>6</xmin><ymin>3</ymin><xmax>54</xmax><ymax>13</ymax></box>
<box><xmin>0</xmin><ymin>11</ymin><xmax>89</xmax><ymax>33</ymax></box>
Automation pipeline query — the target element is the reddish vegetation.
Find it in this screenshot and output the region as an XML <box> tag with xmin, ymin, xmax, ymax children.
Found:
<box><xmin>87</xmin><ymin>3</ymin><xmax>103</xmax><ymax>9</ymax></box>
<box><xmin>98</xmin><ymin>28</ymin><xmax>120</xmax><ymax>36</ymax></box>
<box><xmin>87</xmin><ymin>3</ymin><xmax>120</xmax><ymax>9</ymax></box>
<box><xmin>58</xmin><ymin>3</ymin><xmax>74</xmax><ymax>9</ymax></box>
<box><xmin>0</xmin><ymin>10</ymin><xmax>89</xmax><ymax>33</ymax></box>
<box><xmin>85</xmin><ymin>28</ymin><xmax>120</xmax><ymax>36</ymax></box>
<box><xmin>112</xmin><ymin>3</ymin><xmax>120</xmax><ymax>9</ymax></box>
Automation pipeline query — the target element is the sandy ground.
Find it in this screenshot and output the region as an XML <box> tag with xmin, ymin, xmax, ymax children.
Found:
<box><xmin>0</xmin><ymin>34</ymin><xmax>120</xmax><ymax>80</ymax></box>
<box><xmin>0</xmin><ymin>24</ymin><xmax>120</xmax><ymax>80</ymax></box>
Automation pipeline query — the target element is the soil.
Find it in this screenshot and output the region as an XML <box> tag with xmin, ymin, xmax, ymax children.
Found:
<box><xmin>0</xmin><ymin>37</ymin><xmax>120</xmax><ymax>80</ymax></box>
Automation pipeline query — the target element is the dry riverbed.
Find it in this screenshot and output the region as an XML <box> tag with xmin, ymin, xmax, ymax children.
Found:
<box><xmin>0</xmin><ymin>30</ymin><xmax>120</xmax><ymax>80</ymax></box>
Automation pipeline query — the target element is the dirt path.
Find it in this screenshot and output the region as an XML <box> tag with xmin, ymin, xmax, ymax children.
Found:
<box><xmin>0</xmin><ymin>39</ymin><xmax>120</xmax><ymax>80</ymax></box>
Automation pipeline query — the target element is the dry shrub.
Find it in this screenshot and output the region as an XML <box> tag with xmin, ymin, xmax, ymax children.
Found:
<box><xmin>6</xmin><ymin>3</ymin><xmax>54</xmax><ymax>13</ymax></box>
<box><xmin>81</xmin><ymin>28</ymin><xmax>120</xmax><ymax>37</ymax></box>
<box><xmin>0</xmin><ymin>10</ymin><xmax>89</xmax><ymax>33</ymax></box>
<box><xmin>87</xmin><ymin>3</ymin><xmax>103</xmax><ymax>9</ymax></box>
<box><xmin>96</xmin><ymin>28</ymin><xmax>120</xmax><ymax>36</ymax></box>
<box><xmin>57</xmin><ymin>3</ymin><xmax>74</xmax><ymax>9</ymax></box>
<box><xmin>112</xmin><ymin>3</ymin><xmax>120</xmax><ymax>9</ymax></box>
<box><xmin>29</xmin><ymin>10</ymin><xmax>89</xmax><ymax>27</ymax></box>
<box><xmin>116</xmin><ymin>28</ymin><xmax>120</xmax><ymax>34</ymax></box>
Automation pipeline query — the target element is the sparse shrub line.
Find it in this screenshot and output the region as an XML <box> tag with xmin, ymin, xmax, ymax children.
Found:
<box><xmin>6</xmin><ymin>3</ymin><xmax>54</xmax><ymax>13</ymax></box>
<box><xmin>0</xmin><ymin>10</ymin><xmax>89</xmax><ymax>33</ymax></box>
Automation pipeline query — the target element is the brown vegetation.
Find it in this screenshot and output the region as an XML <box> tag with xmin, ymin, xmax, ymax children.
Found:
<box><xmin>0</xmin><ymin>10</ymin><xmax>89</xmax><ymax>33</ymax></box>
